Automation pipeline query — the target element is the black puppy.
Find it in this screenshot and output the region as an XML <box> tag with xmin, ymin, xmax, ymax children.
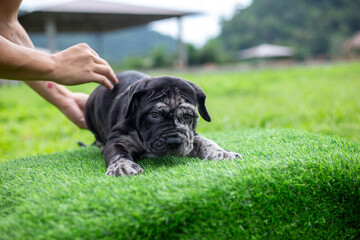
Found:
<box><xmin>85</xmin><ymin>71</ymin><xmax>241</xmax><ymax>176</ymax></box>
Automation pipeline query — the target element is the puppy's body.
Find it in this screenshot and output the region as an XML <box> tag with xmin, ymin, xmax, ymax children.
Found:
<box><xmin>86</xmin><ymin>71</ymin><xmax>147</xmax><ymax>146</ymax></box>
<box><xmin>85</xmin><ymin>71</ymin><xmax>240</xmax><ymax>176</ymax></box>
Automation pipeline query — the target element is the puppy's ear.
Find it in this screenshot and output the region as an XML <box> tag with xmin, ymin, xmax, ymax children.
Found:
<box><xmin>124</xmin><ymin>80</ymin><xmax>146</xmax><ymax>119</ymax></box>
<box><xmin>186</xmin><ymin>81</ymin><xmax>211</xmax><ymax>122</ymax></box>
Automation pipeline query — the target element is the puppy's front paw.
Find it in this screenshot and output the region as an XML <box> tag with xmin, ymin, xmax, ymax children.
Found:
<box><xmin>106</xmin><ymin>159</ymin><xmax>144</xmax><ymax>177</ymax></box>
<box><xmin>205</xmin><ymin>149</ymin><xmax>242</xmax><ymax>160</ymax></box>
<box><xmin>225</xmin><ymin>151</ymin><xmax>242</xmax><ymax>160</ymax></box>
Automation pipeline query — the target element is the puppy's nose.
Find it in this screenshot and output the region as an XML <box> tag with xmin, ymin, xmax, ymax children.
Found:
<box><xmin>166</xmin><ymin>137</ymin><xmax>182</xmax><ymax>149</ymax></box>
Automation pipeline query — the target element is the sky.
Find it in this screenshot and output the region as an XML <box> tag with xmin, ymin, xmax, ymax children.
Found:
<box><xmin>20</xmin><ymin>0</ymin><xmax>252</xmax><ymax>47</ymax></box>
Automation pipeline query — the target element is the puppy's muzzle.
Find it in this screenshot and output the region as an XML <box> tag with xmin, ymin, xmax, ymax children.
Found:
<box><xmin>150</xmin><ymin>133</ymin><xmax>185</xmax><ymax>155</ymax></box>
<box><xmin>166</xmin><ymin>136</ymin><xmax>182</xmax><ymax>149</ymax></box>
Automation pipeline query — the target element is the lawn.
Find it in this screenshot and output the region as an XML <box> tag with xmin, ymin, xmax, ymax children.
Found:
<box><xmin>0</xmin><ymin>62</ymin><xmax>360</xmax><ymax>239</ymax></box>
<box><xmin>1</xmin><ymin>61</ymin><xmax>359</xmax><ymax>161</ymax></box>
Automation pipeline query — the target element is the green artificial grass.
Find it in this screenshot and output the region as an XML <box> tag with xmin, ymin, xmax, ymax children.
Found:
<box><xmin>1</xmin><ymin>129</ymin><xmax>359</xmax><ymax>239</ymax></box>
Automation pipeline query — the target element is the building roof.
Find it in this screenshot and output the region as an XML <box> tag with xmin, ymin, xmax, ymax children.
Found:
<box><xmin>343</xmin><ymin>31</ymin><xmax>360</xmax><ymax>51</ymax></box>
<box><xmin>238</xmin><ymin>43</ymin><xmax>294</xmax><ymax>59</ymax></box>
<box><xmin>19</xmin><ymin>0</ymin><xmax>196</xmax><ymax>32</ymax></box>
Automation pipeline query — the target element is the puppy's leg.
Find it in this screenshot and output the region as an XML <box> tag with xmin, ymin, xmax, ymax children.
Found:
<box><xmin>189</xmin><ymin>135</ymin><xmax>242</xmax><ymax>160</ymax></box>
<box><xmin>103</xmin><ymin>142</ymin><xmax>143</xmax><ymax>177</ymax></box>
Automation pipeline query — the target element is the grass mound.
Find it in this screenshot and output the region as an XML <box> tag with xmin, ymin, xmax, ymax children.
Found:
<box><xmin>1</xmin><ymin>129</ymin><xmax>359</xmax><ymax>239</ymax></box>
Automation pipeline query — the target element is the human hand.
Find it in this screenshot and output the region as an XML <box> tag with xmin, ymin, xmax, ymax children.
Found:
<box><xmin>57</xmin><ymin>92</ymin><xmax>89</xmax><ymax>129</ymax></box>
<box><xmin>50</xmin><ymin>43</ymin><xmax>118</xmax><ymax>89</ymax></box>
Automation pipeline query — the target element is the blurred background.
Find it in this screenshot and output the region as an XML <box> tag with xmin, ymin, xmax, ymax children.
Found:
<box><xmin>17</xmin><ymin>0</ymin><xmax>360</xmax><ymax>69</ymax></box>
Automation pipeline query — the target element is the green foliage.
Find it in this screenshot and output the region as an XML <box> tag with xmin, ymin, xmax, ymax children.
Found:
<box><xmin>186</xmin><ymin>39</ymin><xmax>233</xmax><ymax>66</ymax></box>
<box><xmin>150</xmin><ymin>46</ymin><xmax>173</xmax><ymax>68</ymax></box>
<box><xmin>1</xmin><ymin>62</ymin><xmax>360</xmax><ymax>161</ymax></box>
<box><xmin>122</xmin><ymin>39</ymin><xmax>231</xmax><ymax>69</ymax></box>
<box><xmin>0</xmin><ymin>130</ymin><xmax>359</xmax><ymax>239</ymax></box>
<box><xmin>122</xmin><ymin>45</ymin><xmax>174</xmax><ymax>69</ymax></box>
<box><xmin>220</xmin><ymin>0</ymin><xmax>360</xmax><ymax>59</ymax></box>
<box><xmin>198</xmin><ymin>39</ymin><xmax>228</xmax><ymax>64</ymax></box>
<box><xmin>185</xmin><ymin>43</ymin><xmax>201</xmax><ymax>65</ymax></box>
<box><xmin>121</xmin><ymin>55</ymin><xmax>147</xmax><ymax>69</ymax></box>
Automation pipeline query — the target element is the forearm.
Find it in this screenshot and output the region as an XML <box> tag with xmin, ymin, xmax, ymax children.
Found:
<box><xmin>26</xmin><ymin>81</ymin><xmax>71</xmax><ymax>108</ymax></box>
<box><xmin>0</xmin><ymin>24</ymin><xmax>77</xmax><ymax>117</ymax></box>
<box><xmin>0</xmin><ymin>22</ymin><xmax>71</xmax><ymax>110</ymax></box>
<box><xmin>0</xmin><ymin>29</ymin><xmax>72</xmax><ymax>111</ymax></box>
<box><xmin>0</xmin><ymin>16</ymin><xmax>115</xmax><ymax>129</ymax></box>
<box><xmin>0</xmin><ymin>35</ymin><xmax>56</xmax><ymax>81</ymax></box>
<box><xmin>26</xmin><ymin>80</ymin><xmax>89</xmax><ymax>129</ymax></box>
<box><xmin>0</xmin><ymin>21</ymin><xmax>117</xmax><ymax>88</ymax></box>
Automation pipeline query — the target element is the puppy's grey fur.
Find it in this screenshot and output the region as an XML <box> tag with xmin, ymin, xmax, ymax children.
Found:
<box><xmin>85</xmin><ymin>71</ymin><xmax>240</xmax><ymax>176</ymax></box>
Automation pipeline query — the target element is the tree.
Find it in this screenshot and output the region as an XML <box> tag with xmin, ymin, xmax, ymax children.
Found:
<box><xmin>219</xmin><ymin>0</ymin><xmax>360</xmax><ymax>59</ymax></box>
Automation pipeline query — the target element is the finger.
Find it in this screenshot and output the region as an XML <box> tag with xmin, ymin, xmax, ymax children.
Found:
<box><xmin>94</xmin><ymin>64</ymin><xmax>118</xmax><ymax>85</ymax></box>
<box><xmin>70</xmin><ymin>96</ymin><xmax>88</xmax><ymax>128</ymax></box>
<box><xmin>60</xmin><ymin>102</ymin><xmax>88</xmax><ymax>129</ymax></box>
<box><xmin>69</xmin><ymin>114</ymin><xmax>87</xmax><ymax>129</ymax></box>
<box><xmin>93</xmin><ymin>54</ymin><xmax>108</xmax><ymax>65</ymax></box>
<box><xmin>73</xmin><ymin>93</ymin><xmax>89</xmax><ymax>110</ymax></box>
<box><xmin>93</xmin><ymin>74</ymin><xmax>114</xmax><ymax>90</ymax></box>
<box><xmin>89</xmin><ymin>48</ymin><xmax>99</xmax><ymax>57</ymax></box>
<box><xmin>92</xmin><ymin>56</ymin><xmax>118</xmax><ymax>84</ymax></box>
<box><xmin>76</xmin><ymin>117</ymin><xmax>88</xmax><ymax>129</ymax></box>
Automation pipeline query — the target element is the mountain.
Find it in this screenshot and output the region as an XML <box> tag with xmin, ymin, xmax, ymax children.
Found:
<box><xmin>29</xmin><ymin>26</ymin><xmax>177</xmax><ymax>63</ymax></box>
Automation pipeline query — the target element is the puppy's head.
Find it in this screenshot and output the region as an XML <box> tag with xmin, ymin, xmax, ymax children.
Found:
<box><xmin>124</xmin><ymin>76</ymin><xmax>211</xmax><ymax>156</ymax></box>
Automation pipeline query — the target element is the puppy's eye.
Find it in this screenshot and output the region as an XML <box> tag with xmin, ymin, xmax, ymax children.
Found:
<box><xmin>150</xmin><ymin>112</ymin><xmax>160</xmax><ymax>119</ymax></box>
<box><xmin>183</xmin><ymin>113</ymin><xmax>192</xmax><ymax>120</ymax></box>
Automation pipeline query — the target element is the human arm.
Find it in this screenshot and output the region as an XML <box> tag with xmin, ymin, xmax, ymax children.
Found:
<box><xmin>0</xmin><ymin>36</ymin><xmax>118</xmax><ymax>89</ymax></box>
<box><xmin>0</xmin><ymin>4</ymin><xmax>118</xmax><ymax>129</ymax></box>
<box><xmin>0</xmin><ymin>34</ymin><xmax>117</xmax><ymax>129</ymax></box>
<box><xmin>25</xmin><ymin>81</ymin><xmax>89</xmax><ymax>129</ymax></box>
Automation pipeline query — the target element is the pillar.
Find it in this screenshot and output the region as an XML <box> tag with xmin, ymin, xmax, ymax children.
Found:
<box><xmin>45</xmin><ymin>16</ymin><xmax>57</xmax><ymax>53</ymax></box>
<box><xmin>177</xmin><ymin>17</ymin><xmax>187</xmax><ymax>69</ymax></box>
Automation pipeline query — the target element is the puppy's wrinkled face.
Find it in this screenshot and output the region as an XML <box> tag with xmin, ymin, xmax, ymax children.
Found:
<box><xmin>136</xmin><ymin>87</ymin><xmax>198</xmax><ymax>157</ymax></box>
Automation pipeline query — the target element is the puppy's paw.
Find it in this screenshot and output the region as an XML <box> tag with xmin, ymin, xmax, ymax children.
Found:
<box><xmin>106</xmin><ymin>159</ymin><xmax>144</xmax><ymax>177</ymax></box>
<box><xmin>205</xmin><ymin>149</ymin><xmax>242</xmax><ymax>160</ymax></box>
<box><xmin>225</xmin><ymin>151</ymin><xmax>242</xmax><ymax>160</ymax></box>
